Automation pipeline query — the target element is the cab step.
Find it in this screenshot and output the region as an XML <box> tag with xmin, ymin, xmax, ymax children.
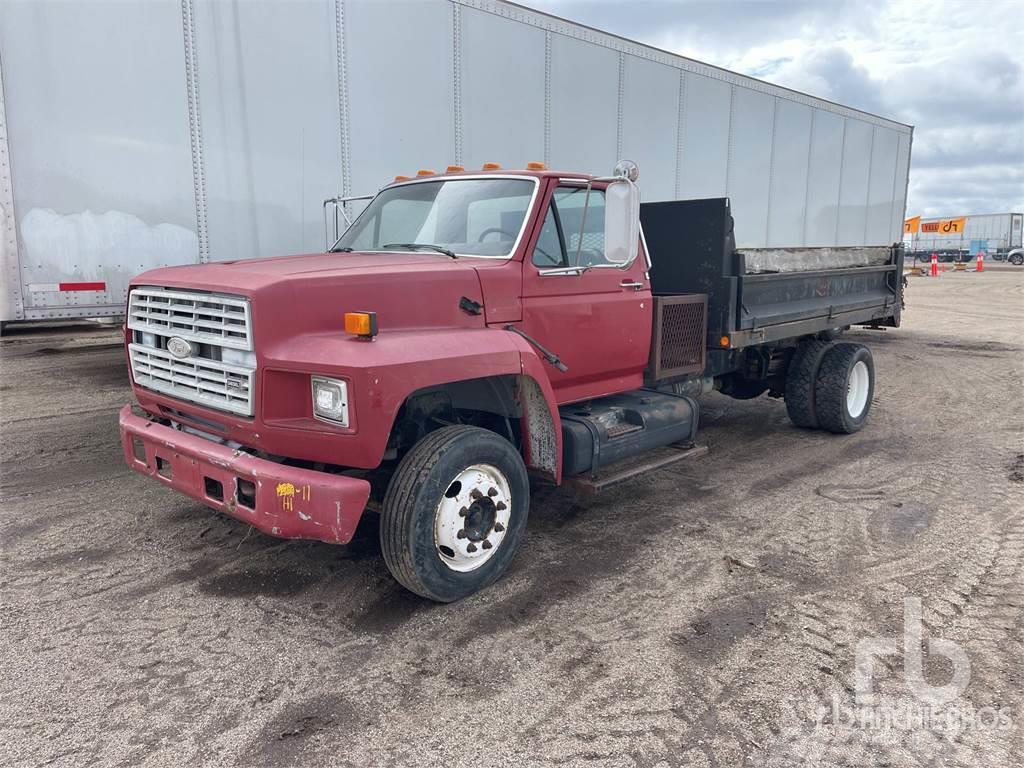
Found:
<box><xmin>566</xmin><ymin>442</ymin><xmax>708</xmax><ymax>494</ymax></box>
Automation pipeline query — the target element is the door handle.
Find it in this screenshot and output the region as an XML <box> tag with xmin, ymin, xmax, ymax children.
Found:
<box><xmin>620</xmin><ymin>280</ymin><xmax>644</xmax><ymax>291</ymax></box>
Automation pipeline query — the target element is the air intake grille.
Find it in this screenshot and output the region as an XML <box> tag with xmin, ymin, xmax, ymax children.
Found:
<box><xmin>127</xmin><ymin>286</ymin><xmax>255</xmax><ymax>416</ymax></box>
<box><xmin>649</xmin><ymin>294</ymin><xmax>707</xmax><ymax>382</ymax></box>
<box><xmin>128</xmin><ymin>344</ymin><xmax>254</xmax><ymax>416</ymax></box>
<box><xmin>128</xmin><ymin>287</ymin><xmax>252</xmax><ymax>351</ymax></box>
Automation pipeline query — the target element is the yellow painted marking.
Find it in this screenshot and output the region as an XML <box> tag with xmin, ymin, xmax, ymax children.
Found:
<box><xmin>276</xmin><ymin>482</ymin><xmax>311</xmax><ymax>511</ymax></box>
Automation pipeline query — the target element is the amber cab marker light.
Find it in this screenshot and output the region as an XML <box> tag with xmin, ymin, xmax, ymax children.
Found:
<box><xmin>394</xmin><ymin>174</ymin><xmax>411</xmax><ymax>182</ymax></box>
<box><xmin>482</xmin><ymin>162</ymin><xmax>501</xmax><ymax>170</ymax></box>
<box><xmin>416</xmin><ymin>169</ymin><xmax>436</xmax><ymax>177</ymax></box>
<box><xmin>526</xmin><ymin>161</ymin><xmax>546</xmax><ymax>170</ymax></box>
<box><xmin>446</xmin><ymin>165</ymin><xmax>465</xmax><ymax>173</ymax></box>
<box><xmin>345</xmin><ymin>311</ymin><xmax>378</xmax><ymax>339</ymax></box>
<box><xmin>719</xmin><ymin>335</ymin><xmax>730</xmax><ymax>348</ymax></box>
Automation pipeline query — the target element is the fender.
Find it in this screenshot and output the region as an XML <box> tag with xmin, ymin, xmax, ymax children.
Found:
<box><xmin>257</xmin><ymin>327</ymin><xmax>564</xmax><ymax>479</ymax></box>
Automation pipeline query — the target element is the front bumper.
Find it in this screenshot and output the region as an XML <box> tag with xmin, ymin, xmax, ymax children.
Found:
<box><xmin>119</xmin><ymin>405</ymin><xmax>371</xmax><ymax>544</ymax></box>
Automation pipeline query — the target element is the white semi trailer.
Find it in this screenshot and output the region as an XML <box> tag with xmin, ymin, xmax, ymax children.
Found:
<box><xmin>907</xmin><ymin>212</ymin><xmax>1024</xmax><ymax>264</ymax></box>
<box><xmin>0</xmin><ymin>0</ymin><xmax>913</xmax><ymax>327</ymax></box>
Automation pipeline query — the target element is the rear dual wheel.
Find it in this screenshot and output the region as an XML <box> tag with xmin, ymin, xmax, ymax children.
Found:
<box><xmin>380</xmin><ymin>425</ymin><xmax>530</xmax><ymax>602</ymax></box>
<box><xmin>785</xmin><ymin>340</ymin><xmax>874</xmax><ymax>434</ymax></box>
<box><xmin>814</xmin><ymin>343</ymin><xmax>874</xmax><ymax>434</ymax></box>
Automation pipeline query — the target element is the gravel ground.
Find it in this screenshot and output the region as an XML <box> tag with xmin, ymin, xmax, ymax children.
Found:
<box><xmin>1</xmin><ymin>270</ymin><xmax>1021</xmax><ymax>768</ymax></box>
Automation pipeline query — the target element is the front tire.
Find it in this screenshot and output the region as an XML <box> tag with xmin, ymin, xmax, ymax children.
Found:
<box><xmin>380</xmin><ymin>425</ymin><xmax>530</xmax><ymax>602</ymax></box>
<box><xmin>814</xmin><ymin>343</ymin><xmax>875</xmax><ymax>434</ymax></box>
<box><xmin>1010</xmin><ymin>252</ymin><xmax>1024</xmax><ymax>266</ymax></box>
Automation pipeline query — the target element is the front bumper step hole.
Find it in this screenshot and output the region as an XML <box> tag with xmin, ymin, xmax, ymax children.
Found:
<box><xmin>156</xmin><ymin>455</ymin><xmax>172</xmax><ymax>480</ymax></box>
<box><xmin>236</xmin><ymin>478</ymin><xmax>256</xmax><ymax>509</ymax></box>
<box><xmin>204</xmin><ymin>476</ymin><xmax>224</xmax><ymax>502</ymax></box>
<box><xmin>131</xmin><ymin>437</ymin><xmax>147</xmax><ymax>465</ymax></box>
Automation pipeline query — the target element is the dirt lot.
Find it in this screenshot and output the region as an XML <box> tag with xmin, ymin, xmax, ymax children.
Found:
<box><xmin>1</xmin><ymin>270</ymin><xmax>1021</xmax><ymax>768</ymax></box>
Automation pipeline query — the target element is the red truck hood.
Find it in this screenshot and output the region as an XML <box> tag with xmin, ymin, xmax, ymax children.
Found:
<box><xmin>130</xmin><ymin>251</ymin><xmax>493</xmax><ymax>340</ymax></box>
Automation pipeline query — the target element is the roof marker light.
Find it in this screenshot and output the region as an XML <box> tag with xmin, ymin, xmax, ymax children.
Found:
<box><xmin>526</xmin><ymin>161</ymin><xmax>546</xmax><ymax>170</ymax></box>
<box><xmin>416</xmin><ymin>169</ymin><xmax>436</xmax><ymax>177</ymax></box>
<box><xmin>446</xmin><ymin>165</ymin><xmax>465</xmax><ymax>173</ymax></box>
<box><xmin>394</xmin><ymin>175</ymin><xmax>411</xmax><ymax>182</ymax></box>
<box><xmin>482</xmin><ymin>162</ymin><xmax>501</xmax><ymax>170</ymax></box>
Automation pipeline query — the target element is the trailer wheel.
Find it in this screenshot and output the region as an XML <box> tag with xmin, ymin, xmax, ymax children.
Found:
<box><xmin>814</xmin><ymin>343</ymin><xmax>875</xmax><ymax>434</ymax></box>
<box><xmin>380</xmin><ymin>425</ymin><xmax>529</xmax><ymax>602</ymax></box>
<box><xmin>784</xmin><ymin>339</ymin><xmax>834</xmax><ymax>428</ymax></box>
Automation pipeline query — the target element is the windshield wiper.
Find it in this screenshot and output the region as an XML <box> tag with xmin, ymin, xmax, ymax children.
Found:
<box><xmin>382</xmin><ymin>243</ymin><xmax>457</xmax><ymax>259</ymax></box>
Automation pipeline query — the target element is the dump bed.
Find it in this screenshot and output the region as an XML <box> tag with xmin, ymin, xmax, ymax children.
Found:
<box><xmin>640</xmin><ymin>198</ymin><xmax>904</xmax><ymax>353</ymax></box>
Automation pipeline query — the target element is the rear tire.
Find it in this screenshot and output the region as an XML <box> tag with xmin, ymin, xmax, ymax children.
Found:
<box><xmin>1010</xmin><ymin>252</ymin><xmax>1024</xmax><ymax>266</ymax></box>
<box><xmin>814</xmin><ymin>343</ymin><xmax>875</xmax><ymax>434</ymax></box>
<box><xmin>785</xmin><ymin>339</ymin><xmax>834</xmax><ymax>428</ymax></box>
<box><xmin>380</xmin><ymin>425</ymin><xmax>529</xmax><ymax>602</ymax></box>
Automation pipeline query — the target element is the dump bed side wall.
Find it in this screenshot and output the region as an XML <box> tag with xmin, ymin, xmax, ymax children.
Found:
<box><xmin>641</xmin><ymin>198</ymin><xmax>904</xmax><ymax>351</ymax></box>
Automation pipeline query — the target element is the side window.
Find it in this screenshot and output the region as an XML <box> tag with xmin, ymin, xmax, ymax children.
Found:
<box><xmin>532</xmin><ymin>204</ymin><xmax>565</xmax><ymax>267</ymax></box>
<box><xmin>555</xmin><ymin>187</ymin><xmax>606</xmax><ymax>267</ymax></box>
<box><xmin>532</xmin><ymin>186</ymin><xmax>615</xmax><ymax>269</ymax></box>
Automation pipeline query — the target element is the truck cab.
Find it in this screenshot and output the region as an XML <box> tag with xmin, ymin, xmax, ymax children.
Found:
<box><xmin>120</xmin><ymin>162</ymin><xmax>903</xmax><ymax>601</ymax></box>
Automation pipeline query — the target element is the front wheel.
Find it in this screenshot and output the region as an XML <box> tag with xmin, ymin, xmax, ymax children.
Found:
<box><xmin>380</xmin><ymin>425</ymin><xmax>530</xmax><ymax>602</ymax></box>
<box><xmin>1010</xmin><ymin>252</ymin><xmax>1024</xmax><ymax>266</ymax></box>
<box><xmin>814</xmin><ymin>343</ymin><xmax>875</xmax><ymax>434</ymax></box>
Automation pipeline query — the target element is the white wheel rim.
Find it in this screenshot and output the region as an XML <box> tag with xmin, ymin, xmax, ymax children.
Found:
<box><xmin>434</xmin><ymin>463</ymin><xmax>512</xmax><ymax>572</ymax></box>
<box><xmin>846</xmin><ymin>360</ymin><xmax>870</xmax><ymax>418</ymax></box>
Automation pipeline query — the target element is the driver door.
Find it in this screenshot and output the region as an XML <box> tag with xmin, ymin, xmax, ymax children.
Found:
<box><xmin>519</xmin><ymin>181</ymin><xmax>652</xmax><ymax>404</ymax></box>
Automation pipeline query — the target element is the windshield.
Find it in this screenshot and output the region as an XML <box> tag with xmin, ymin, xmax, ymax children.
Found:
<box><xmin>335</xmin><ymin>178</ymin><xmax>536</xmax><ymax>258</ymax></box>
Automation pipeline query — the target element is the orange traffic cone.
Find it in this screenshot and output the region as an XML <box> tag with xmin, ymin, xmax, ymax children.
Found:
<box><xmin>930</xmin><ymin>252</ymin><xmax>938</xmax><ymax>277</ymax></box>
<box><xmin>941</xmin><ymin>263</ymin><xmax>946</xmax><ymax>273</ymax></box>
<box><xmin>976</xmin><ymin>252</ymin><xmax>984</xmax><ymax>272</ymax></box>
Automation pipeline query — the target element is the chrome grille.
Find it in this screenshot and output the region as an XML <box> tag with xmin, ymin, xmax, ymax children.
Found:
<box><xmin>127</xmin><ymin>286</ymin><xmax>255</xmax><ymax>416</ymax></box>
<box><xmin>128</xmin><ymin>287</ymin><xmax>252</xmax><ymax>351</ymax></box>
<box><xmin>128</xmin><ymin>344</ymin><xmax>254</xmax><ymax>416</ymax></box>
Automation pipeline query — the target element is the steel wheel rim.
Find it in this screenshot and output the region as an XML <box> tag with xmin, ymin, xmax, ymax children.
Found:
<box><xmin>846</xmin><ymin>360</ymin><xmax>870</xmax><ymax>418</ymax></box>
<box><xmin>434</xmin><ymin>463</ymin><xmax>512</xmax><ymax>572</ymax></box>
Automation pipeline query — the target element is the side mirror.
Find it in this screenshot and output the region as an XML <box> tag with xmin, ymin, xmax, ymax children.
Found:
<box><xmin>604</xmin><ymin>178</ymin><xmax>640</xmax><ymax>266</ymax></box>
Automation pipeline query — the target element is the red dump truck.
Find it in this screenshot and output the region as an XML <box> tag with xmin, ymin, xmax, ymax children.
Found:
<box><xmin>119</xmin><ymin>163</ymin><xmax>904</xmax><ymax>601</ymax></box>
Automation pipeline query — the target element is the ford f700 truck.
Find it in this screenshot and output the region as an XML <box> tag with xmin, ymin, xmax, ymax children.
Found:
<box><xmin>119</xmin><ymin>163</ymin><xmax>904</xmax><ymax>602</ymax></box>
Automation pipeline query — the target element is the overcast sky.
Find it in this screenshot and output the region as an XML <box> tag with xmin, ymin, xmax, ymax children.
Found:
<box><xmin>530</xmin><ymin>0</ymin><xmax>1024</xmax><ymax>217</ymax></box>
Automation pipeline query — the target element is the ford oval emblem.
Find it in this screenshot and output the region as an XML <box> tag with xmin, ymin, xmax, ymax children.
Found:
<box><xmin>167</xmin><ymin>336</ymin><xmax>193</xmax><ymax>359</ymax></box>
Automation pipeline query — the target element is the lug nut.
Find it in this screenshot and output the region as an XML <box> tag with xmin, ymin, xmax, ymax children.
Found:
<box><xmin>470</xmin><ymin>489</ymin><xmax>484</xmax><ymax>500</ymax></box>
<box><xmin>458</xmin><ymin>506</ymin><xmax>468</xmax><ymax>517</ymax></box>
<box><xmin>495</xmin><ymin>501</ymin><xmax>507</xmax><ymax>511</ymax></box>
<box><xmin>482</xmin><ymin>540</ymin><xmax>493</xmax><ymax>550</ymax></box>
<box><xmin>466</xmin><ymin>542</ymin><xmax>478</xmax><ymax>553</ymax></box>
<box><xmin>494</xmin><ymin>522</ymin><xmax>505</xmax><ymax>532</ymax></box>
<box><xmin>457</xmin><ymin>529</ymin><xmax>467</xmax><ymax>539</ymax></box>
<box><xmin>487</xmin><ymin>487</ymin><xmax>498</xmax><ymax>497</ymax></box>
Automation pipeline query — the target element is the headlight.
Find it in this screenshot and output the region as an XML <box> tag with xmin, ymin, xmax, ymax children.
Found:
<box><xmin>311</xmin><ymin>376</ymin><xmax>349</xmax><ymax>426</ymax></box>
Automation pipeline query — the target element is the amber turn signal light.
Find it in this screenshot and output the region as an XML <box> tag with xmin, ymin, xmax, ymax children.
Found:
<box><xmin>719</xmin><ymin>335</ymin><xmax>730</xmax><ymax>348</ymax></box>
<box><xmin>345</xmin><ymin>311</ymin><xmax>378</xmax><ymax>339</ymax></box>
